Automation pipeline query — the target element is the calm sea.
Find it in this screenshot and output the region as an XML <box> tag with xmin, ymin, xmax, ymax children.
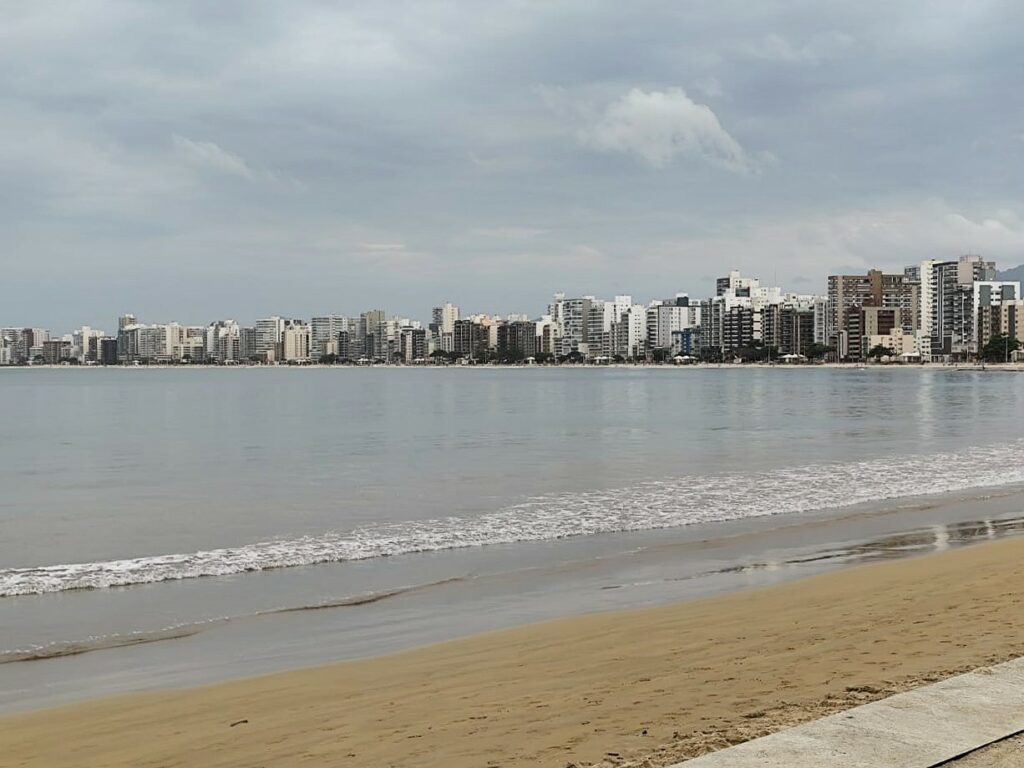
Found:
<box><xmin>2</xmin><ymin>367</ymin><xmax>1024</xmax><ymax>709</ymax></box>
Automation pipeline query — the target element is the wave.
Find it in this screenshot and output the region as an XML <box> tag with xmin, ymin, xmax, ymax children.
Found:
<box><xmin>4</xmin><ymin>440</ymin><xmax>1024</xmax><ymax>597</ymax></box>
<box><xmin>0</xmin><ymin>577</ymin><xmax>468</xmax><ymax>663</ymax></box>
<box><xmin>0</xmin><ymin>624</ymin><xmax>210</xmax><ymax>664</ymax></box>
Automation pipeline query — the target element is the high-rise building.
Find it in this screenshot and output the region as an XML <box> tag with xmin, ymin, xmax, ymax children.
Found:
<box><xmin>41</xmin><ymin>339</ymin><xmax>72</xmax><ymax>364</ymax></box>
<box><xmin>358</xmin><ymin>310</ymin><xmax>386</xmax><ymax>360</ymax></box>
<box><xmin>550</xmin><ymin>294</ymin><xmax>592</xmax><ymax>357</ymax></box>
<box><xmin>99</xmin><ymin>338</ymin><xmax>118</xmax><ymax>365</ymax></box>
<box><xmin>310</xmin><ymin>315</ymin><xmax>349</xmax><ymax>360</ymax></box>
<box><xmin>827</xmin><ymin>270</ymin><xmax>916</xmax><ymax>348</ymax></box>
<box><xmin>399</xmin><ymin>326</ymin><xmax>427</xmax><ymax>362</ymax></box>
<box><xmin>972</xmin><ymin>282</ymin><xmax>1020</xmax><ymax>354</ymax></box>
<box><xmin>496</xmin><ymin>320</ymin><xmax>537</xmax><ymax>360</ymax></box>
<box><xmin>919</xmin><ymin>255</ymin><xmax>997</xmax><ymax>360</ymax></box>
<box><xmin>282</xmin><ymin>323</ymin><xmax>311</xmax><ymax>361</ymax></box>
<box><xmin>646</xmin><ymin>298</ymin><xmax>700</xmax><ymax>352</ymax></box>
<box><xmin>255</xmin><ymin>316</ymin><xmax>286</xmax><ymax>362</ymax></box>
<box><xmin>716</xmin><ymin>270</ymin><xmax>759</xmax><ymax>297</ymax></box>
<box><xmin>998</xmin><ymin>300</ymin><xmax>1024</xmax><ymax>347</ymax></box>
<box><xmin>452</xmin><ymin>319</ymin><xmax>488</xmax><ymax>360</ymax></box>
<box><xmin>239</xmin><ymin>327</ymin><xmax>258</xmax><ymax>361</ymax></box>
<box><xmin>72</xmin><ymin>326</ymin><xmax>105</xmax><ymax>363</ymax></box>
<box><xmin>0</xmin><ymin>334</ymin><xmax>12</xmax><ymax>366</ymax></box>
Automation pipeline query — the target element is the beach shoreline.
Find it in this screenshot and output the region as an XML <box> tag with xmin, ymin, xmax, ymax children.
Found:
<box><xmin>5</xmin><ymin>534</ymin><xmax>1024</xmax><ymax>768</ymax></box>
<box><xmin>3</xmin><ymin>361</ymin><xmax>1024</xmax><ymax>371</ymax></box>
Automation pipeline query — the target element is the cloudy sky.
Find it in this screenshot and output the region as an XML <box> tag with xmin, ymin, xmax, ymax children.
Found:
<box><xmin>3</xmin><ymin>1</ymin><xmax>1024</xmax><ymax>330</ymax></box>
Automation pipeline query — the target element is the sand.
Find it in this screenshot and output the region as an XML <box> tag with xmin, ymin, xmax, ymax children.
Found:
<box><xmin>4</xmin><ymin>536</ymin><xmax>1024</xmax><ymax>768</ymax></box>
<box><xmin>953</xmin><ymin>734</ymin><xmax>1024</xmax><ymax>767</ymax></box>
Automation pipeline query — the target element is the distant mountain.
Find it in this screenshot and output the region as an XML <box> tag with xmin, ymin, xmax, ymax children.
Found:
<box><xmin>997</xmin><ymin>264</ymin><xmax>1024</xmax><ymax>283</ymax></box>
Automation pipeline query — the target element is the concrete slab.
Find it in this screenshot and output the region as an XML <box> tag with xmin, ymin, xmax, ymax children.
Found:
<box><xmin>674</xmin><ymin>658</ymin><xmax>1024</xmax><ymax>767</ymax></box>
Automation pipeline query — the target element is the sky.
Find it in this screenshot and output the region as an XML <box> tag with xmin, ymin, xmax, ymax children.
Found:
<box><xmin>3</xmin><ymin>0</ymin><xmax>1024</xmax><ymax>330</ymax></box>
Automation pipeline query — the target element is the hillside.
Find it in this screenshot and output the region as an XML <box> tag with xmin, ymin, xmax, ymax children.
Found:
<box><xmin>997</xmin><ymin>264</ymin><xmax>1024</xmax><ymax>283</ymax></box>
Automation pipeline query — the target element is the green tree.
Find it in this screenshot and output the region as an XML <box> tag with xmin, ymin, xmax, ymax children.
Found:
<box><xmin>981</xmin><ymin>334</ymin><xmax>1020</xmax><ymax>363</ymax></box>
<box><xmin>867</xmin><ymin>344</ymin><xmax>895</xmax><ymax>360</ymax></box>
<box><xmin>805</xmin><ymin>343</ymin><xmax>834</xmax><ymax>361</ymax></box>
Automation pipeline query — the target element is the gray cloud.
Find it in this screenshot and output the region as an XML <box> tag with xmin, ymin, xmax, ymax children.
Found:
<box><xmin>1</xmin><ymin>1</ymin><xmax>1023</xmax><ymax>329</ymax></box>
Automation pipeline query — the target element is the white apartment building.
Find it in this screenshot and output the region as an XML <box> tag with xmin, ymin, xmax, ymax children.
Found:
<box><xmin>71</xmin><ymin>326</ymin><xmax>106</xmax><ymax>363</ymax></box>
<box><xmin>647</xmin><ymin>299</ymin><xmax>701</xmax><ymax>351</ymax></box>
<box><xmin>120</xmin><ymin>323</ymin><xmax>171</xmax><ymax>362</ymax></box>
<box><xmin>611</xmin><ymin>303</ymin><xmax>648</xmax><ymax>359</ymax></box>
<box><xmin>432</xmin><ymin>302</ymin><xmax>459</xmax><ymax>353</ymax></box>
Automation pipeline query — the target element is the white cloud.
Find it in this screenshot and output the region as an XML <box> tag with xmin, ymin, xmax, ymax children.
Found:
<box><xmin>469</xmin><ymin>226</ymin><xmax>547</xmax><ymax>240</ymax></box>
<box><xmin>358</xmin><ymin>242</ymin><xmax>406</xmax><ymax>251</ymax></box>
<box><xmin>172</xmin><ymin>134</ymin><xmax>254</xmax><ymax>179</ymax></box>
<box><xmin>578</xmin><ymin>88</ymin><xmax>754</xmax><ymax>172</ymax></box>
<box><xmin>645</xmin><ymin>200</ymin><xmax>1024</xmax><ymax>281</ymax></box>
<box><xmin>741</xmin><ymin>31</ymin><xmax>856</xmax><ymax>64</ymax></box>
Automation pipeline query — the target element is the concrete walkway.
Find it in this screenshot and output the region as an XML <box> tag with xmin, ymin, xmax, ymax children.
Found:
<box><xmin>675</xmin><ymin>658</ymin><xmax>1024</xmax><ymax>768</ymax></box>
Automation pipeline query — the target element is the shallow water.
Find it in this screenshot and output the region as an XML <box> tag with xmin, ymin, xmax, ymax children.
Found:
<box><xmin>2</xmin><ymin>367</ymin><xmax>1023</xmax><ymax>711</ymax></box>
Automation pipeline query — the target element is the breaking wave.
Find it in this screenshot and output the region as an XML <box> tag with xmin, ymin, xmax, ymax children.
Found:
<box><xmin>4</xmin><ymin>440</ymin><xmax>1024</xmax><ymax>597</ymax></box>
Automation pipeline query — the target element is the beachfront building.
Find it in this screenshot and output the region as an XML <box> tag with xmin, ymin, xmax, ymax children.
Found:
<box><xmin>282</xmin><ymin>322</ymin><xmax>311</xmax><ymax>362</ymax></box>
<box><xmin>611</xmin><ymin>303</ymin><xmax>648</xmax><ymax>360</ymax></box>
<box><xmin>763</xmin><ymin>296</ymin><xmax>821</xmax><ymax>357</ymax></box>
<box><xmin>827</xmin><ymin>270</ymin><xmax>918</xmax><ymax>354</ymax></box>
<box><xmin>117</xmin><ymin>323</ymin><xmax>173</xmax><ymax>363</ymax></box>
<box><xmin>41</xmin><ymin>338</ymin><xmax>73</xmax><ymax>364</ymax></box>
<box><xmin>496</xmin><ymin>320</ymin><xmax>538</xmax><ymax>360</ymax></box>
<box><xmin>357</xmin><ymin>310</ymin><xmax>386</xmax><ymax>361</ymax></box>
<box><xmin>701</xmin><ymin>271</ymin><xmax>788</xmax><ymax>359</ymax></box>
<box><xmin>255</xmin><ymin>316</ymin><xmax>286</xmax><ymax>362</ymax></box>
<box><xmin>399</xmin><ymin>326</ymin><xmax>427</xmax><ymax>362</ymax></box>
<box><xmin>647</xmin><ymin>295</ymin><xmax>701</xmax><ymax>356</ymax></box>
<box><xmin>550</xmin><ymin>294</ymin><xmax>593</xmax><ymax>358</ymax></box>
<box><xmin>452</xmin><ymin>318</ymin><xmax>488</xmax><ymax>360</ymax></box>
<box><xmin>1</xmin><ymin>328</ymin><xmax>48</xmax><ymax>364</ymax></box>
<box><xmin>310</xmin><ymin>315</ymin><xmax>349</xmax><ymax>360</ymax></box>
<box><xmin>972</xmin><ymin>282</ymin><xmax>1020</xmax><ymax>354</ymax></box>
<box><xmin>431</xmin><ymin>302</ymin><xmax>459</xmax><ymax>354</ymax></box>
<box><xmin>919</xmin><ymin>255</ymin><xmax>996</xmax><ymax>361</ymax></box>
<box><xmin>867</xmin><ymin>327</ymin><xmax>921</xmax><ymax>361</ymax></box>
<box><xmin>835</xmin><ymin>306</ymin><xmax>902</xmax><ymax>361</ymax></box>
<box><xmin>71</xmin><ymin>326</ymin><xmax>106</xmax><ymax>364</ymax></box>
<box><xmin>536</xmin><ymin>315</ymin><xmax>557</xmax><ymax>356</ymax></box>
<box><xmin>205</xmin><ymin>320</ymin><xmax>239</xmax><ymax>363</ymax></box>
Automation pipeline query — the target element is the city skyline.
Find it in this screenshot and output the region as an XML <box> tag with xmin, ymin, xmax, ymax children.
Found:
<box><xmin>4</xmin><ymin>256</ymin><xmax>1022</xmax><ymax>366</ymax></box>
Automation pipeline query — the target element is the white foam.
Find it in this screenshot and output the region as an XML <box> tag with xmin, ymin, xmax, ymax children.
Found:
<box><xmin>3</xmin><ymin>440</ymin><xmax>1024</xmax><ymax>597</ymax></box>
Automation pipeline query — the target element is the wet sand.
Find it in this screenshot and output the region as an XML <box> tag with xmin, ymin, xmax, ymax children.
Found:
<box><xmin>4</xmin><ymin>535</ymin><xmax>1024</xmax><ymax>767</ymax></box>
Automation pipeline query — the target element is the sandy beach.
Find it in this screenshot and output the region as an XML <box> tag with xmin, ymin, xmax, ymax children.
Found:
<box><xmin>3</xmin><ymin>536</ymin><xmax>1024</xmax><ymax>768</ymax></box>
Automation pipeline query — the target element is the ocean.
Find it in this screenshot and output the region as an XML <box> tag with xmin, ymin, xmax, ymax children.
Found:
<box><xmin>2</xmin><ymin>366</ymin><xmax>1024</xmax><ymax>710</ymax></box>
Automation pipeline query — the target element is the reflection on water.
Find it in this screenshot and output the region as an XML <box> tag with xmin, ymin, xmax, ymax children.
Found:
<box><xmin>717</xmin><ymin>515</ymin><xmax>1024</xmax><ymax>576</ymax></box>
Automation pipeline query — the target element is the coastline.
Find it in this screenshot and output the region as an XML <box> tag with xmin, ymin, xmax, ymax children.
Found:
<box><xmin>3</xmin><ymin>361</ymin><xmax>1024</xmax><ymax>371</ymax></box>
<box><xmin>5</xmin><ymin>535</ymin><xmax>1024</xmax><ymax>768</ymax></box>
